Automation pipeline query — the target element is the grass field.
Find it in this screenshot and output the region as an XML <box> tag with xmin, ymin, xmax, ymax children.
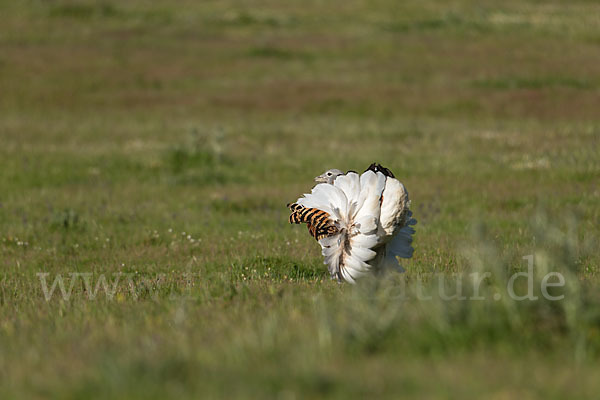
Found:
<box><xmin>1</xmin><ymin>0</ymin><xmax>600</xmax><ymax>398</ymax></box>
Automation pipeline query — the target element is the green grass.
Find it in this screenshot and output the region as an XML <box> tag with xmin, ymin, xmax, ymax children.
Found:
<box><xmin>1</xmin><ymin>0</ymin><xmax>600</xmax><ymax>398</ymax></box>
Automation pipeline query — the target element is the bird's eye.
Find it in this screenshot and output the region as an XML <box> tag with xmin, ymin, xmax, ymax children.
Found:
<box><xmin>327</xmin><ymin>172</ymin><xmax>332</xmax><ymax>176</ymax></box>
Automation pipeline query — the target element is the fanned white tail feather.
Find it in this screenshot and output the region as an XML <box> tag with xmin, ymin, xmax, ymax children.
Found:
<box><xmin>379</xmin><ymin>178</ymin><xmax>410</xmax><ymax>238</ymax></box>
<box><xmin>379</xmin><ymin>210</ymin><xmax>417</xmax><ymax>271</ymax></box>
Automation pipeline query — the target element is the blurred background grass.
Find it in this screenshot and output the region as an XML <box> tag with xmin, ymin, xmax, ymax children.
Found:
<box><xmin>1</xmin><ymin>0</ymin><xmax>600</xmax><ymax>398</ymax></box>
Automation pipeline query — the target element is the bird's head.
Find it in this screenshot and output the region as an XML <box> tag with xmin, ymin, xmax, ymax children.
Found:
<box><xmin>314</xmin><ymin>169</ymin><xmax>344</xmax><ymax>184</ymax></box>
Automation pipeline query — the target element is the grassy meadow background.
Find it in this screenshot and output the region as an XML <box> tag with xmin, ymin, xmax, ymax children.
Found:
<box><xmin>1</xmin><ymin>0</ymin><xmax>600</xmax><ymax>398</ymax></box>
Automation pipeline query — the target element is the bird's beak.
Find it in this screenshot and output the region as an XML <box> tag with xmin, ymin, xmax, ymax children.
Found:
<box><xmin>314</xmin><ymin>175</ymin><xmax>327</xmax><ymax>183</ymax></box>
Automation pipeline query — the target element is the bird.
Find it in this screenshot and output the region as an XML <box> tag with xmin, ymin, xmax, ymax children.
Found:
<box><xmin>287</xmin><ymin>163</ymin><xmax>416</xmax><ymax>283</ymax></box>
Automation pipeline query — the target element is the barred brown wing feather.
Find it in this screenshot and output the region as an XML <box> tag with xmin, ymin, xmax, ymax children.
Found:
<box><xmin>287</xmin><ymin>203</ymin><xmax>338</xmax><ymax>240</ymax></box>
<box><xmin>315</xmin><ymin>225</ymin><xmax>338</xmax><ymax>240</ymax></box>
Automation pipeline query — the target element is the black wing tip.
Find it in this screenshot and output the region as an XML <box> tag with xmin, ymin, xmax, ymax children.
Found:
<box><xmin>364</xmin><ymin>163</ymin><xmax>395</xmax><ymax>178</ymax></box>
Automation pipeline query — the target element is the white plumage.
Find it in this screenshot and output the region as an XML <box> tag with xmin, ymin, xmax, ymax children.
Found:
<box><xmin>288</xmin><ymin>164</ymin><xmax>416</xmax><ymax>283</ymax></box>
